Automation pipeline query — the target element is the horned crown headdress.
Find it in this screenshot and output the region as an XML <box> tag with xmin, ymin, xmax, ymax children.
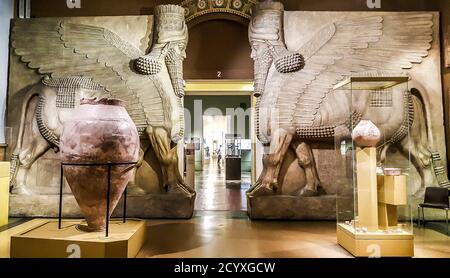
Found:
<box><xmin>134</xmin><ymin>5</ymin><xmax>187</xmax><ymax>76</ymax></box>
<box><xmin>154</xmin><ymin>4</ymin><xmax>188</xmax><ymax>44</ymax></box>
<box><xmin>249</xmin><ymin>1</ymin><xmax>285</xmax><ymax>46</ymax></box>
<box><xmin>249</xmin><ymin>1</ymin><xmax>305</xmax><ymax>75</ymax></box>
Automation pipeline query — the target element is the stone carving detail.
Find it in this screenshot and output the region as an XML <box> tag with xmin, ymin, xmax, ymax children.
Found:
<box><xmin>35</xmin><ymin>95</ymin><xmax>60</xmax><ymax>147</ymax></box>
<box><xmin>370</xmin><ymin>89</ymin><xmax>393</xmax><ymax>107</ymax></box>
<box><xmin>295</xmin><ymin>111</ymin><xmax>363</xmax><ymax>139</ymax></box>
<box><xmin>43</xmin><ymin>76</ymin><xmax>106</xmax><ymax>109</ymax></box>
<box><xmin>8</xmin><ymin>5</ymin><xmax>195</xmax><ymax>216</ymax></box>
<box><xmin>248</xmin><ymin>0</ymin><xmax>447</xmax><ymax>202</ymax></box>
<box><xmin>181</xmin><ymin>0</ymin><xmax>257</xmax><ymax>23</ymax></box>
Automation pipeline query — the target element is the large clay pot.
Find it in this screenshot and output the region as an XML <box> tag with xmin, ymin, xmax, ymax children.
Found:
<box><xmin>60</xmin><ymin>98</ymin><xmax>139</xmax><ymax>231</ymax></box>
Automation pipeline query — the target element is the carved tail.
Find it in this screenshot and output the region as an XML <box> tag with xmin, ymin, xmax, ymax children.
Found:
<box><xmin>409</xmin><ymin>82</ymin><xmax>450</xmax><ymax>187</ymax></box>
<box><xmin>10</xmin><ymin>85</ymin><xmax>41</xmax><ymax>190</ymax></box>
<box><xmin>430</xmin><ymin>152</ymin><xmax>450</xmax><ymax>188</ymax></box>
<box><xmin>410</xmin><ymin>87</ymin><xmax>434</xmax><ymax>147</ymax></box>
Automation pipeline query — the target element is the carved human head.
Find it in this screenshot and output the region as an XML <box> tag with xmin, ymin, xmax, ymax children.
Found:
<box><xmin>154</xmin><ymin>4</ymin><xmax>188</xmax><ymax>59</ymax></box>
<box><xmin>248</xmin><ymin>1</ymin><xmax>305</xmax><ymax>97</ymax></box>
<box><xmin>249</xmin><ymin>1</ymin><xmax>285</xmax><ymax>50</ymax></box>
<box><xmin>134</xmin><ymin>5</ymin><xmax>188</xmax><ymax>76</ymax></box>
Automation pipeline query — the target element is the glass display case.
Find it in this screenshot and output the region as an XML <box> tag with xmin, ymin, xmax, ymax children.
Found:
<box><xmin>225</xmin><ymin>134</ymin><xmax>242</xmax><ymax>181</ymax></box>
<box><xmin>334</xmin><ymin>76</ymin><xmax>414</xmax><ymax>257</ymax></box>
<box><xmin>225</xmin><ymin>134</ymin><xmax>242</xmax><ymax>157</ymax></box>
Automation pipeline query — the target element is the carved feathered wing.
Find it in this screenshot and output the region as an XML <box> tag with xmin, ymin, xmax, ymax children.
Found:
<box><xmin>276</xmin><ymin>14</ymin><xmax>433</xmax><ymax>128</ymax></box>
<box><xmin>12</xmin><ymin>18</ymin><xmax>167</xmax><ymax>131</ymax></box>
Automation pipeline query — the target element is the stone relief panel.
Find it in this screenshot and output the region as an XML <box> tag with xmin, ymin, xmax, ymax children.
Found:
<box><xmin>8</xmin><ymin>5</ymin><xmax>195</xmax><ymax>218</ymax></box>
<box><xmin>248</xmin><ymin>1</ymin><xmax>448</xmax><ymax>219</ymax></box>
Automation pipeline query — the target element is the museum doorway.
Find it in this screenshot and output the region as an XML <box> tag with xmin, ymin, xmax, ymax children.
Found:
<box><xmin>183</xmin><ymin>11</ymin><xmax>255</xmax><ymax>213</ymax></box>
<box><xmin>184</xmin><ymin>83</ymin><xmax>255</xmax><ymax>212</ymax></box>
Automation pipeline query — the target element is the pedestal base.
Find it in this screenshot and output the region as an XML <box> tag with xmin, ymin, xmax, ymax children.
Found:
<box><xmin>337</xmin><ymin>223</ymin><xmax>414</xmax><ymax>257</ymax></box>
<box><xmin>10</xmin><ymin>219</ymin><xmax>146</xmax><ymax>258</ymax></box>
<box><xmin>9</xmin><ymin>193</ymin><xmax>195</xmax><ymax>219</ymax></box>
<box><xmin>247</xmin><ymin>195</ymin><xmax>337</xmax><ymax>220</ymax></box>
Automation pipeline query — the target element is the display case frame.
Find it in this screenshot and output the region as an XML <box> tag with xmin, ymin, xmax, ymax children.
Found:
<box><xmin>334</xmin><ymin>76</ymin><xmax>414</xmax><ymax>257</ymax></box>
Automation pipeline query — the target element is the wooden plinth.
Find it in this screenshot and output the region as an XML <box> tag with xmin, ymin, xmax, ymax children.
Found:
<box><xmin>337</xmin><ymin>223</ymin><xmax>413</xmax><ymax>257</ymax></box>
<box><xmin>377</xmin><ymin>172</ymin><xmax>407</xmax><ymax>229</ymax></box>
<box><xmin>10</xmin><ymin>219</ymin><xmax>146</xmax><ymax>258</ymax></box>
<box><xmin>356</xmin><ymin>147</ymin><xmax>379</xmax><ymax>231</ymax></box>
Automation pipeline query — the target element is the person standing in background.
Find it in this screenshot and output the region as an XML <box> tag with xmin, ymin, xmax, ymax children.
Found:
<box><xmin>216</xmin><ymin>145</ymin><xmax>223</xmax><ymax>169</ymax></box>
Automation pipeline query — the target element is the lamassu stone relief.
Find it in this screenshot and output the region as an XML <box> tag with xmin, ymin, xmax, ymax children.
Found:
<box><xmin>8</xmin><ymin>5</ymin><xmax>195</xmax><ymax>218</ymax></box>
<box><xmin>248</xmin><ymin>1</ymin><xmax>448</xmax><ymax>219</ymax></box>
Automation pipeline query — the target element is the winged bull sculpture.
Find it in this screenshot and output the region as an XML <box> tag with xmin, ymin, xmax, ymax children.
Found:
<box><xmin>248</xmin><ymin>1</ymin><xmax>441</xmax><ymax>197</ymax></box>
<box><xmin>9</xmin><ymin>5</ymin><xmax>194</xmax><ymax>198</ymax></box>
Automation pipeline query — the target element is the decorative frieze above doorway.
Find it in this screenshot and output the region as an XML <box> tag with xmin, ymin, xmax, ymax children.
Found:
<box><xmin>181</xmin><ymin>0</ymin><xmax>257</xmax><ymax>24</ymax></box>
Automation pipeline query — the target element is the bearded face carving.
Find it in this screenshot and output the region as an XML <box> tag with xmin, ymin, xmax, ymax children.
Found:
<box><xmin>249</xmin><ymin>1</ymin><xmax>305</xmax><ymax>97</ymax></box>
<box><xmin>134</xmin><ymin>5</ymin><xmax>188</xmax><ymax>98</ymax></box>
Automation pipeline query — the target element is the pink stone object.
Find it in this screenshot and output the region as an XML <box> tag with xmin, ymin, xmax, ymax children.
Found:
<box><xmin>60</xmin><ymin>98</ymin><xmax>139</xmax><ymax>231</ymax></box>
<box><xmin>351</xmin><ymin>120</ymin><xmax>381</xmax><ymax>147</ymax></box>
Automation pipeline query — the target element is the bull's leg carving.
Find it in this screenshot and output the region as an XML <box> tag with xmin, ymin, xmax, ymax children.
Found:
<box><xmin>126</xmin><ymin>147</ymin><xmax>147</xmax><ymax>196</ymax></box>
<box><xmin>147</xmin><ymin>126</ymin><xmax>194</xmax><ymax>195</ymax></box>
<box><xmin>136</xmin><ymin>147</ymin><xmax>145</xmax><ymax>168</ymax></box>
<box><xmin>248</xmin><ymin>129</ymin><xmax>293</xmax><ymax>196</ymax></box>
<box><xmin>10</xmin><ymin>88</ymin><xmax>52</xmax><ymax>195</ymax></box>
<box><xmin>11</xmin><ymin>132</ymin><xmax>50</xmax><ymax>195</ymax></box>
<box><xmin>291</xmin><ymin>140</ymin><xmax>321</xmax><ymax>197</ymax></box>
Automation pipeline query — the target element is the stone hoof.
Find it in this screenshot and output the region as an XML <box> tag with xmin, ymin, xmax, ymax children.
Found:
<box><xmin>165</xmin><ymin>183</ymin><xmax>190</xmax><ymax>195</ymax></box>
<box><xmin>246</xmin><ymin>182</ymin><xmax>261</xmax><ymax>195</ymax></box>
<box><xmin>126</xmin><ymin>184</ymin><xmax>147</xmax><ymax>196</ymax></box>
<box><xmin>261</xmin><ymin>179</ymin><xmax>278</xmax><ymax>191</ymax></box>
<box><xmin>299</xmin><ymin>187</ymin><xmax>319</xmax><ymax>197</ymax></box>
<box><xmin>252</xmin><ymin>184</ymin><xmax>277</xmax><ymax>196</ymax></box>
<box><xmin>11</xmin><ymin>185</ymin><xmax>33</xmax><ymax>196</ymax></box>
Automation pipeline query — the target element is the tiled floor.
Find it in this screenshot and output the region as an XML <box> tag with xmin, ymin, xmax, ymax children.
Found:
<box><xmin>194</xmin><ymin>159</ymin><xmax>250</xmax><ymax>211</ymax></box>
<box><xmin>137</xmin><ymin>212</ymin><xmax>352</xmax><ymax>258</ymax></box>
<box><xmin>138</xmin><ymin>161</ymin><xmax>450</xmax><ymax>258</ymax></box>
<box><xmin>136</xmin><ymin>211</ymin><xmax>450</xmax><ymax>258</ymax></box>
<box><xmin>1</xmin><ymin>214</ymin><xmax>449</xmax><ymax>258</ymax></box>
